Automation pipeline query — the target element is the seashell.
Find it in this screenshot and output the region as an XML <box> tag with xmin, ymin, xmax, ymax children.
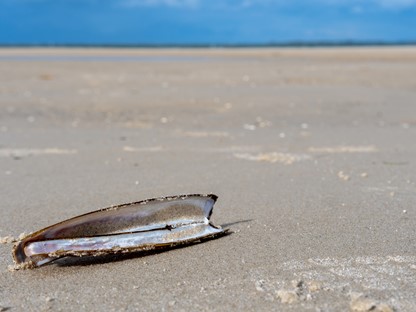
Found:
<box><xmin>12</xmin><ymin>194</ymin><xmax>226</xmax><ymax>268</ymax></box>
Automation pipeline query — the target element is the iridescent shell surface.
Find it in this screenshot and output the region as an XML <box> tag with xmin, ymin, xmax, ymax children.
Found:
<box><xmin>13</xmin><ymin>194</ymin><xmax>226</xmax><ymax>268</ymax></box>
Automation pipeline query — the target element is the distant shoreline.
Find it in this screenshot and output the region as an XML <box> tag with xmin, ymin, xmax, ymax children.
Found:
<box><xmin>1</xmin><ymin>46</ymin><xmax>415</xmax><ymax>63</ymax></box>
<box><xmin>0</xmin><ymin>41</ymin><xmax>415</xmax><ymax>48</ymax></box>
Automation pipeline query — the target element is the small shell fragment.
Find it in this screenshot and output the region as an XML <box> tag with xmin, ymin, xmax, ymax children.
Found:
<box><xmin>12</xmin><ymin>194</ymin><xmax>226</xmax><ymax>268</ymax></box>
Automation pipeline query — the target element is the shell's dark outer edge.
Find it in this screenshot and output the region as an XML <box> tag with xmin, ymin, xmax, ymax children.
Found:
<box><xmin>105</xmin><ymin>193</ymin><xmax>218</xmax><ymax>211</ymax></box>
<box><xmin>12</xmin><ymin>194</ymin><xmax>219</xmax><ymax>264</ymax></box>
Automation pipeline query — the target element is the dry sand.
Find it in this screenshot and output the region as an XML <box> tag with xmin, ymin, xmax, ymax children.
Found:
<box><xmin>0</xmin><ymin>47</ymin><xmax>415</xmax><ymax>311</ymax></box>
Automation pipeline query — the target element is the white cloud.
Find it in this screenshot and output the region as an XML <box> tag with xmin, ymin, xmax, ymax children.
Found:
<box><xmin>377</xmin><ymin>0</ymin><xmax>416</xmax><ymax>9</ymax></box>
<box><xmin>12</xmin><ymin>0</ymin><xmax>416</xmax><ymax>10</ymax></box>
<box><xmin>318</xmin><ymin>0</ymin><xmax>416</xmax><ymax>10</ymax></box>
<box><xmin>120</xmin><ymin>0</ymin><xmax>200</xmax><ymax>8</ymax></box>
<box><xmin>226</xmin><ymin>0</ymin><xmax>416</xmax><ymax>10</ymax></box>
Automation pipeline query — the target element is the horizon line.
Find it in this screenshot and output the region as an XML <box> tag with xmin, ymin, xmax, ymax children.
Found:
<box><xmin>1</xmin><ymin>40</ymin><xmax>416</xmax><ymax>48</ymax></box>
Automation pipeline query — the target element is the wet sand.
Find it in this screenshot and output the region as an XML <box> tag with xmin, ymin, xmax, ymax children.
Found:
<box><xmin>0</xmin><ymin>47</ymin><xmax>415</xmax><ymax>311</ymax></box>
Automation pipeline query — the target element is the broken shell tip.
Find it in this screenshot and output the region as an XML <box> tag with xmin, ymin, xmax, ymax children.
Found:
<box><xmin>207</xmin><ymin>194</ymin><xmax>218</xmax><ymax>201</ymax></box>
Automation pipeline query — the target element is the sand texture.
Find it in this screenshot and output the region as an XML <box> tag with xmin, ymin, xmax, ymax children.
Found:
<box><xmin>0</xmin><ymin>47</ymin><xmax>415</xmax><ymax>311</ymax></box>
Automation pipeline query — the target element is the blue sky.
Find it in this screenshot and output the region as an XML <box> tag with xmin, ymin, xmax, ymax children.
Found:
<box><xmin>0</xmin><ymin>0</ymin><xmax>415</xmax><ymax>45</ymax></box>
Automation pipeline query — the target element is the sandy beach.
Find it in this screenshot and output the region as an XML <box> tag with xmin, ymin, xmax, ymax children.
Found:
<box><xmin>0</xmin><ymin>47</ymin><xmax>415</xmax><ymax>311</ymax></box>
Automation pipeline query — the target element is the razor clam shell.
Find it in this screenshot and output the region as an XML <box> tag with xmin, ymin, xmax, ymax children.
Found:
<box><xmin>13</xmin><ymin>194</ymin><xmax>225</xmax><ymax>267</ymax></box>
